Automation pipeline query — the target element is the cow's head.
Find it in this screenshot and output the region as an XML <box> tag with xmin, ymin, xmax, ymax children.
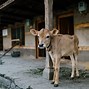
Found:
<box><xmin>30</xmin><ymin>28</ymin><xmax>59</xmax><ymax>49</ymax></box>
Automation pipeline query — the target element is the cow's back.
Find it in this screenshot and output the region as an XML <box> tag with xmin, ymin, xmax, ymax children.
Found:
<box><xmin>51</xmin><ymin>34</ymin><xmax>79</xmax><ymax>57</ymax></box>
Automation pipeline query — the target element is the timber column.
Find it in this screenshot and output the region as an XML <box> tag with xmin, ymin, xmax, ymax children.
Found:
<box><xmin>43</xmin><ymin>0</ymin><xmax>53</xmax><ymax>80</ymax></box>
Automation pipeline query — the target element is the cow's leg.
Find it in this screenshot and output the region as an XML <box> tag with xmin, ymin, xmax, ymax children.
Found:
<box><xmin>48</xmin><ymin>52</ymin><xmax>56</xmax><ymax>84</ymax></box>
<box><xmin>54</xmin><ymin>59</ymin><xmax>60</xmax><ymax>87</ymax></box>
<box><xmin>70</xmin><ymin>54</ymin><xmax>75</xmax><ymax>78</ymax></box>
<box><xmin>74</xmin><ymin>54</ymin><xmax>79</xmax><ymax>77</ymax></box>
<box><xmin>51</xmin><ymin>60</ymin><xmax>55</xmax><ymax>84</ymax></box>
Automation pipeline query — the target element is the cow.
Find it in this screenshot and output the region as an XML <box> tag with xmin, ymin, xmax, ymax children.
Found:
<box><xmin>30</xmin><ymin>28</ymin><xmax>79</xmax><ymax>87</ymax></box>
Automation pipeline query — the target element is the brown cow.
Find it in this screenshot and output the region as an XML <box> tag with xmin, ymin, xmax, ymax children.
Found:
<box><xmin>30</xmin><ymin>28</ymin><xmax>79</xmax><ymax>87</ymax></box>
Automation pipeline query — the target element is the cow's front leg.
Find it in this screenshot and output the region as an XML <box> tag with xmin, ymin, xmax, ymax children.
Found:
<box><xmin>54</xmin><ymin>59</ymin><xmax>60</xmax><ymax>87</ymax></box>
<box><xmin>48</xmin><ymin>52</ymin><xmax>55</xmax><ymax>84</ymax></box>
<box><xmin>51</xmin><ymin>60</ymin><xmax>55</xmax><ymax>84</ymax></box>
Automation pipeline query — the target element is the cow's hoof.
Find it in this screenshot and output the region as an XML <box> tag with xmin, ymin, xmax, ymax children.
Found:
<box><xmin>51</xmin><ymin>81</ymin><xmax>54</xmax><ymax>84</ymax></box>
<box><xmin>76</xmin><ymin>76</ymin><xmax>80</xmax><ymax>79</ymax></box>
<box><xmin>54</xmin><ymin>84</ymin><xmax>59</xmax><ymax>87</ymax></box>
<box><xmin>70</xmin><ymin>77</ymin><xmax>75</xmax><ymax>80</ymax></box>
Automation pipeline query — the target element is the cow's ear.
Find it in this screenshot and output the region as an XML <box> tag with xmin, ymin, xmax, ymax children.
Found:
<box><xmin>30</xmin><ymin>29</ymin><xmax>38</xmax><ymax>36</ymax></box>
<box><xmin>50</xmin><ymin>29</ymin><xmax>59</xmax><ymax>35</ymax></box>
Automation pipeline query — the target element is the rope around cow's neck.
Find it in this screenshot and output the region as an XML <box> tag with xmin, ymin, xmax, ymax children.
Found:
<box><xmin>46</xmin><ymin>40</ymin><xmax>52</xmax><ymax>51</ymax></box>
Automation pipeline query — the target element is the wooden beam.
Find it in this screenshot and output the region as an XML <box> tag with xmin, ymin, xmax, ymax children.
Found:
<box><xmin>43</xmin><ymin>0</ymin><xmax>53</xmax><ymax>80</ymax></box>
<box><xmin>11</xmin><ymin>6</ymin><xmax>43</xmax><ymax>15</ymax></box>
<box><xmin>0</xmin><ymin>0</ymin><xmax>15</xmax><ymax>9</ymax></box>
<box><xmin>1</xmin><ymin>14</ymin><xmax>24</xmax><ymax>20</ymax></box>
<box><xmin>0</xmin><ymin>10</ymin><xmax>36</xmax><ymax>19</ymax></box>
<box><xmin>44</xmin><ymin>0</ymin><xmax>53</xmax><ymax>30</ymax></box>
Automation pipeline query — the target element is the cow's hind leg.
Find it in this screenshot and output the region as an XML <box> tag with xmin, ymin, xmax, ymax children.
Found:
<box><xmin>74</xmin><ymin>54</ymin><xmax>79</xmax><ymax>77</ymax></box>
<box><xmin>70</xmin><ymin>54</ymin><xmax>75</xmax><ymax>79</ymax></box>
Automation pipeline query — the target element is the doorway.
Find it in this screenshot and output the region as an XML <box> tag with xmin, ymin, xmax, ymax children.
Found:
<box><xmin>11</xmin><ymin>25</ymin><xmax>25</xmax><ymax>46</ymax></box>
<box><xmin>58</xmin><ymin>13</ymin><xmax>74</xmax><ymax>35</ymax></box>
<box><xmin>58</xmin><ymin>13</ymin><xmax>74</xmax><ymax>60</ymax></box>
<box><xmin>36</xmin><ymin>21</ymin><xmax>46</xmax><ymax>58</ymax></box>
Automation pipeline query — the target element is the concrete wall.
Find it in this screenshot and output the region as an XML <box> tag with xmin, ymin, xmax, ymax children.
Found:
<box><xmin>3</xmin><ymin>27</ymin><xmax>12</xmax><ymax>50</ymax></box>
<box><xmin>2</xmin><ymin>22</ymin><xmax>36</xmax><ymax>57</ymax></box>
<box><xmin>3</xmin><ymin>10</ymin><xmax>89</xmax><ymax>57</ymax></box>
<box><xmin>25</xmin><ymin>23</ymin><xmax>35</xmax><ymax>49</ymax></box>
<box><xmin>74</xmin><ymin>10</ymin><xmax>89</xmax><ymax>47</ymax></box>
<box><xmin>24</xmin><ymin>23</ymin><xmax>36</xmax><ymax>57</ymax></box>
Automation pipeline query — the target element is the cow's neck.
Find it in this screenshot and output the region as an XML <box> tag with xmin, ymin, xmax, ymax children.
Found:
<box><xmin>46</xmin><ymin>42</ymin><xmax>51</xmax><ymax>51</ymax></box>
<box><xmin>46</xmin><ymin>35</ymin><xmax>58</xmax><ymax>52</ymax></box>
<box><xmin>46</xmin><ymin>38</ymin><xmax>52</xmax><ymax>51</ymax></box>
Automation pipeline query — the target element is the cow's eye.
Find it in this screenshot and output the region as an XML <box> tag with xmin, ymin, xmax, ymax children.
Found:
<box><xmin>46</xmin><ymin>36</ymin><xmax>50</xmax><ymax>38</ymax></box>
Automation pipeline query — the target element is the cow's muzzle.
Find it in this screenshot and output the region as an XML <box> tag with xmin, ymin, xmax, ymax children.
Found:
<box><xmin>38</xmin><ymin>44</ymin><xmax>44</xmax><ymax>49</ymax></box>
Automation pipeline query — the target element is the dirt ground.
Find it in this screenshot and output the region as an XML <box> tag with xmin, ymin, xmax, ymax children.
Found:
<box><xmin>0</xmin><ymin>52</ymin><xmax>89</xmax><ymax>89</ymax></box>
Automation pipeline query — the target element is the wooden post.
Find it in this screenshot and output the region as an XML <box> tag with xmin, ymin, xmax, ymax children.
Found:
<box><xmin>43</xmin><ymin>0</ymin><xmax>53</xmax><ymax>80</ymax></box>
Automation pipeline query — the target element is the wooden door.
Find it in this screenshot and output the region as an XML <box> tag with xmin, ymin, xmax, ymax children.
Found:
<box><xmin>58</xmin><ymin>13</ymin><xmax>74</xmax><ymax>60</ymax></box>
<box><xmin>58</xmin><ymin>14</ymin><xmax>74</xmax><ymax>35</ymax></box>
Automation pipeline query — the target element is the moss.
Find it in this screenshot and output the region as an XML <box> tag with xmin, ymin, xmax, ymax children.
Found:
<box><xmin>60</xmin><ymin>67</ymin><xmax>71</xmax><ymax>79</ymax></box>
<box><xmin>26</xmin><ymin>67</ymin><xmax>89</xmax><ymax>79</ymax></box>
<box><xmin>79</xmin><ymin>70</ymin><xmax>89</xmax><ymax>79</ymax></box>
<box><xmin>60</xmin><ymin>67</ymin><xmax>89</xmax><ymax>79</ymax></box>
<box><xmin>26</xmin><ymin>68</ymin><xmax>44</xmax><ymax>76</ymax></box>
